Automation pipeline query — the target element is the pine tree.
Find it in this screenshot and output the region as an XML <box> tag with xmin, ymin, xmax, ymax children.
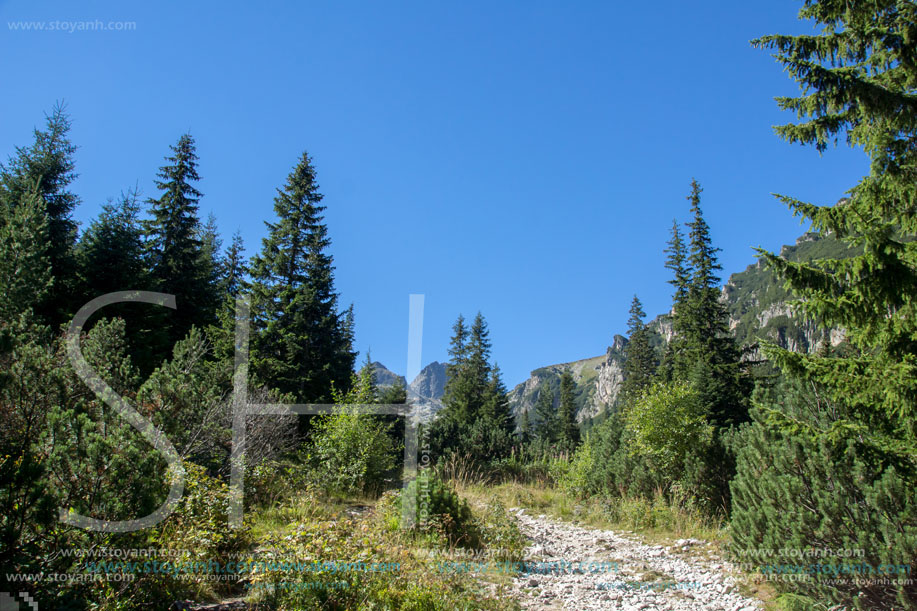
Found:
<box><xmin>0</xmin><ymin>104</ymin><xmax>79</xmax><ymax>325</ymax></box>
<box><xmin>0</xmin><ymin>186</ymin><xmax>52</xmax><ymax>324</ymax></box>
<box><xmin>434</xmin><ymin>312</ymin><xmax>513</xmax><ymax>460</ymax></box>
<box><xmin>680</xmin><ymin>180</ymin><xmax>748</xmax><ymax>428</ymax></box>
<box><xmin>221</xmin><ymin>231</ymin><xmax>249</xmax><ymax>297</ymax></box>
<box><xmin>660</xmin><ymin>220</ymin><xmax>690</xmax><ymax>379</ymax></box>
<box><xmin>249</xmin><ymin>151</ymin><xmax>355</xmax><ymax>409</ymax></box>
<box><xmin>557</xmin><ymin>370</ymin><xmax>580</xmax><ymax>450</ymax></box>
<box><xmin>532</xmin><ymin>381</ymin><xmax>556</xmax><ymax>443</ymax></box>
<box><xmin>143</xmin><ymin>134</ymin><xmax>219</xmax><ymax>351</ymax></box>
<box><xmin>482</xmin><ymin>363</ymin><xmax>515</xmax><ymax>439</ymax></box>
<box><xmin>621</xmin><ymin>295</ymin><xmax>658</xmax><ymax>402</ymax></box>
<box><xmin>732</xmin><ymin>4</ymin><xmax>917</xmax><ymax>607</ymax></box>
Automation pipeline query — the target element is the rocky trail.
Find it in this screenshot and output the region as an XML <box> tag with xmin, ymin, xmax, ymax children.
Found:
<box><xmin>506</xmin><ymin>508</ymin><xmax>762</xmax><ymax>611</ymax></box>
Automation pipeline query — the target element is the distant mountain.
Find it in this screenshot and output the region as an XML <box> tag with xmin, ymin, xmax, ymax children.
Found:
<box><xmin>506</xmin><ymin>338</ymin><xmax>625</xmax><ymax>426</ymax></box>
<box><xmin>370</xmin><ymin>361</ymin><xmax>406</xmax><ymax>388</ymax></box>
<box><xmin>508</xmin><ymin>231</ymin><xmax>854</xmax><ymax>428</ymax></box>
<box><xmin>371</xmin><ymin>360</ymin><xmax>446</xmax><ymax>413</ymax></box>
<box><xmin>409</xmin><ymin>361</ymin><xmax>446</xmax><ymax>402</ymax></box>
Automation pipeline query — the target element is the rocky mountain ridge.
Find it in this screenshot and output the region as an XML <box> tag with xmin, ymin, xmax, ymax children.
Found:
<box><xmin>507</xmin><ymin>231</ymin><xmax>853</xmax><ymax>427</ymax></box>
<box><xmin>371</xmin><ymin>361</ymin><xmax>446</xmax><ymax>413</ymax></box>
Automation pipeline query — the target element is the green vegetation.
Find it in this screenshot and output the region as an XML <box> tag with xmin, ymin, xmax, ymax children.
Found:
<box><xmin>729</xmin><ymin>1</ymin><xmax>917</xmax><ymax>608</ymax></box>
<box><xmin>429</xmin><ymin>313</ymin><xmax>516</xmax><ymax>463</ymax></box>
<box><xmin>3</xmin><ymin>2</ymin><xmax>916</xmax><ymax>609</ymax></box>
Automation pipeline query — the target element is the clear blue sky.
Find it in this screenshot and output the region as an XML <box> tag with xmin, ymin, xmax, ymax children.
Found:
<box><xmin>1</xmin><ymin>0</ymin><xmax>868</xmax><ymax>387</ymax></box>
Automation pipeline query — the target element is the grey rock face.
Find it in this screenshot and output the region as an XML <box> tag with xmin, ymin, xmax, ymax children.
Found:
<box><xmin>409</xmin><ymin>361</ymin><xmax>446</xmax><ymax>400</ymax></box>
<box><xmin>509</xmin><ymin>231</ymin><xmax>850</xmax><ymax>425</ymax></box>
<box><xmin>371</xmin><ymin>362</ymin><xmax>406</xmax><ymax>389</ymax></box>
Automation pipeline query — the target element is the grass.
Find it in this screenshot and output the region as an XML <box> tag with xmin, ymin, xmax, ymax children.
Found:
<box><xmin>238</xmin><ymin>473</ymin><xmax>530</xmax><ymax>610</ymax></box>
<box><xmin>452</xmin><ymin>475</ymin><xmax>784</xmax><ymax>609</ymax></box>
<box><xmin>456</xmin><ymin>480</ymin><xmax>727</xmax><ymax>548</ymax></box>
<box><xmin>243</xmin><ymin>456</ymin><xmax>784</xmax><ymax>610</ymax></box>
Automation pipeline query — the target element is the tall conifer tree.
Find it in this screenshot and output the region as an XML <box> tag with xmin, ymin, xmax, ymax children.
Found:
<box><xmin>221</xmin><ymin>231</ymin><xmax>249</xmax><ymax>297</ymax></box>
<box><xmin>557</xmin><ymin>370</ymin><xmax>580</xmax><ymax>450</ymax></box>
<box><xmin>434</xmin><ymin>312</ymin><xmax>513</xmax><ymax>459</ymax></box>
<box><xmin>249</xmin><ymin>152</ymin><xmax>356</xmax><ymax>408</ymax></box>
<box><xmin>143</xmin><ymin>134</ymin><xmax>219</xmax><ymax>351</ymax></box>
<box><xmin>680</xmin><ymin>181</ymin><xmax>748</xmax><ymax>428</ymax></box>
<box><xmin>621</xmin><ymin>295</ymin><xmax>658</xmax><ymax>402</ymax></box>
<box><xmin>0</xmin><ymin>104</ymin><xmax>79</xmax><ymax>324</ymax></box>
<box><xmin>532</xmin><ymin>382</ymin><xmax>556</xmax><ymax>443</ymax></box>
<box><xmin>660</xmin><ymin>220</ymin><xmax>690</xmax><ymax>379</ymax></box>
<box><xmin>732</xmin><ymin>4</ymin><xmax>917</xmax><ymax>606</ymax></box>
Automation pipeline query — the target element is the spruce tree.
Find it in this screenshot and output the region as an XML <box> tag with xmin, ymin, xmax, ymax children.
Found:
<box><xmin>249</xmin><ymin>151</ymin><xmax>356</xmax><ymax>409</ymax></box>
<box><xmin>78</xmin><ymin>190</ymin><xmax>147</xmax><ymax>298</ymax></box>
<box><xmin>532</xmin><ymin>381</ymin><xmax>556</xmax><ymax>443</ymax></box>
<box><xmin>440</xmin><ymin>314</ymin><xmax>476</xmax><ymax>427</ymax></box>
<box><xmin>198</xmin><ymin>212</ymin><xmax>223</xmax><ymax>302</ymax></box>
<box><xmin>0</xmin><ymin>104</ymin><xmax>79</xmax><ymax>325</ymax></box>
<box><xmin>519</xmin><ymin>408</ymin><xmax>531</xmax><ymax>444</ymax></box>
<box><xmin>433</xmin><ymin>312</ymin><xmax>513</xmax><ymax>460</ymax></box>
<box><xmin>0</xmin><ymin>186</ymin><xmax>52</xmax><ymax>324</ymax></box>
<box><xmin>76</xmin><ymin>189</ymin><xmax>161</xmax><ymax>370</ymax></box>
<box><xmin>143</xmin><ymin>134</ymin><xmax>219</xmax><ymax>351</ymax></box>
<box><xmin>621</xmin><ymin>295</ymin><xmax>658</xmax><ymax>402</ymax></box>
<box><xmin>221</xmin><ymin>231</ymin><xmax>249</xmax><ymax>297</ymax></box>
<box><xmin>663</xmin><ymin>219</ymin><xmax>690</xmax><ymax>306</ymax></box>
<box><xmin>660</xmin><ymin>220</ymin><xmax>690</xmax><ymax>379</ymax></box>
<box><xmin>482</xmin><ymin>363</ymin><xmax>515</xmax><ymax>439</ymax></box>
<box><xmin>557</xmin><ymin>370</ymin><xmax>580</xmax><ymax>451</ymax></box>
<box><xmin>731</xmin><ymin>3</ymin><xmax>917</xmax><ymax>607</ymax></box>
<box><xmin>378</xmin><ymin>379</ymin><xmax>407</xmax><ymax>405</ymax></box>
<box><xmin>354</xmin><ymin>353</ymin><xmax>378</xmax><ymax>404</ymax></box>
<box><xmin>466</xmin><ymin>312</ymin><xmax>493</xmax><ymax>412</ymax></box>
<box><xmin>681</xmin><ymin>180</ymin><xmax>748</xmax><ymax>428</ymax></box>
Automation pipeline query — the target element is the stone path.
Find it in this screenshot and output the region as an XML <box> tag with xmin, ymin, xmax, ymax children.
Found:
<box><xmin>506</xmin><ymin>508</ymin><xmax>761</xmax><ymax>611</ymax></box>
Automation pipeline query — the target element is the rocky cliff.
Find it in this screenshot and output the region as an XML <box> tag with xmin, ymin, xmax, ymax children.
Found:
<box><xmin>372</xmin><ymin>360</ymin><xmax>446</xmax><ymax>413</ymax></box>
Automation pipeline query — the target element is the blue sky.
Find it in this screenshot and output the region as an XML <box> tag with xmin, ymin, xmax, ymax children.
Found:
<box><xmin>1</xmin><ymin>1</ymin><xmax>869</xmax><ymax>386</ymax></box>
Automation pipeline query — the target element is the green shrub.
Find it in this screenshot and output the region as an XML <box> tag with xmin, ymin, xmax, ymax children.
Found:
<box><xmin>730</xmin><ymin>384</ymin><xmax>917</xmax><ymax>609</ymax></box>
<box><xmin>398</xmin><ymin>470</ymin><xmax>480</xmax><ymax>548</ymax></box>
<box><xmin>306</xmin><ymin>409</ymin><xmax>399</xmax><ymax>496</ymax></box>
<box><xmin>248</xmin><ymin>457</ymin><xmax>312</xmax><ymax>508</ymax></box>
<box><xmin>623</xmin><ymin>381</ymin><xmax>713</xmax><ymax>481</ymax></box>
<box><xmin>475</xmin><ymin>499</ymin><xmax>527</xmax><ymax>562</ymax></box>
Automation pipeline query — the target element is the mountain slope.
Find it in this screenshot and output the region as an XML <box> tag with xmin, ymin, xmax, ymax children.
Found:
<box><xmin>372</xmin><ymin>361</ymin><xmax>446</xmax><ymax>413</ymax></box>
<box><xmin>508</xmin><ymin>231</ymin><xmax>854</xmax><ymax>427</ymax></box>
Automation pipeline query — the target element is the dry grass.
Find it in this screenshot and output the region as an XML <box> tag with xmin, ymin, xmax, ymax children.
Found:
<box><xmin>457</xmin><ymin>481</ymin><xmax>727</xmax><ymax>547</ymax></box>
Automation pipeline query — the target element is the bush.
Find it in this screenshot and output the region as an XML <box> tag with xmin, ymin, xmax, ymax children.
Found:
<box><xmin>560</xmin><ymin>410</ymin><xmax>662</xmax><ymax>499</ymax></box>
<box><xmin>623</xmin><ymin>381</ymin><xmax>712</xmax><ymax>481</ymax></box>
<box><xmin>730</xmin><ymin>380</ymin><xmax>917</xmax><ymax>609</ymax></box>
<box><xmin>475</xmin><ymin>499</ymin><xmax>527</xmax><ymax>562</ymax></box>
<box><xmin>397</xmin><ymin>470</ymin><xmax>480</xmax><ymax>548</ymax></box>
<box><xmin>306</xmin><ymin>409</ymin><xmax>399</xmax><ymax>496</ymax></box>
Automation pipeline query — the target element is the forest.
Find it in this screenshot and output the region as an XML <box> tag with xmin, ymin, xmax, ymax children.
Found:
<box><xmin>1</xmin><ymin>1</ymin><xmax>915</xmax><ymax>610</ymax></box>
